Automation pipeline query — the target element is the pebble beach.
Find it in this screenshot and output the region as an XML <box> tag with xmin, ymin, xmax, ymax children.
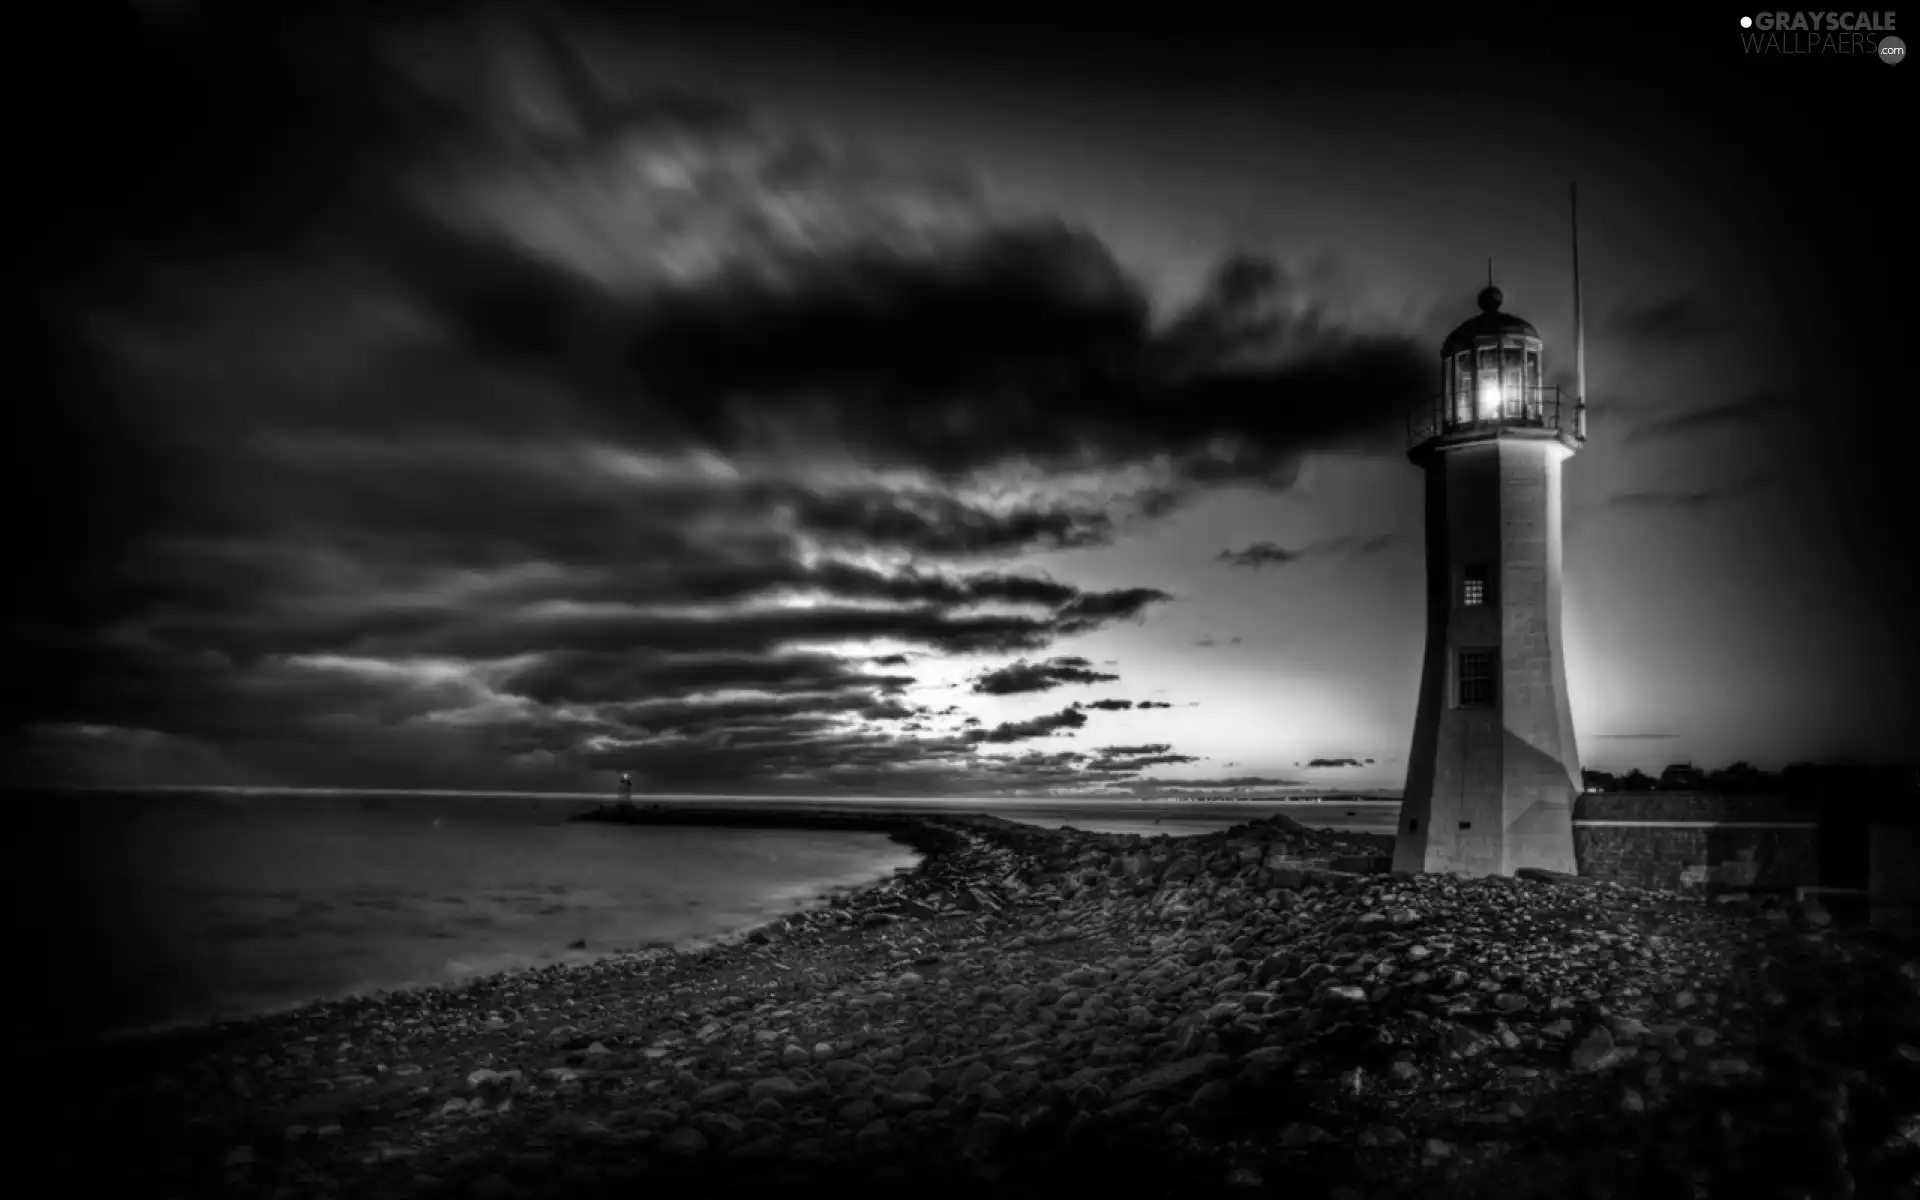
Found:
<box><xmin>31</xmin><ymin>807</ymin><xmax>1920</xmax><ymax>1200</ymax></box>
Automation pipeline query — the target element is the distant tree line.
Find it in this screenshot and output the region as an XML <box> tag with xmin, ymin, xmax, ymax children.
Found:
<box><xmin>1581</xmin><ymin>761</ymin><xmax>1917</xmax><ymax>819</ymax></box>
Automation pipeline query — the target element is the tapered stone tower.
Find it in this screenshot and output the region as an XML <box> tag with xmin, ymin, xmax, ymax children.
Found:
<box><xmin>1394</xmin><ymin>197</ymin><xmax>1589</xmax><ymax>876</ymax></box>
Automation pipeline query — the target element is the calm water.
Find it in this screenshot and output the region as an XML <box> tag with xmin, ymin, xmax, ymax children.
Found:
<box><xmin>1</xmin><ymin>789</ymin><xmax>1397</xmax><ymax>1049</ymax></box>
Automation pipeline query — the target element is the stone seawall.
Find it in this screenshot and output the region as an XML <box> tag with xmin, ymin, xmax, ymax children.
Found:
<box><xmin>1573</xmin><ymin>792</ymin><xmax>1816</xmax><ymax>824</ymax></box>
<box><xmin>1571</xmin><ymin>793</ymin><xmax>1820</xmax><ymax>893</ymax></box>
<box><xmin>1573</xmin><ymin>824</ymin><xmax>1820</xmax><ymax>892</ymax></box>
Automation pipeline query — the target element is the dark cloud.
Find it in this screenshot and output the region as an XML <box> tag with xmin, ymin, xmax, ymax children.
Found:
<box><xmin>971</xmin><ymin>656</ymin><xmax>1120</xmax><ymax>695</ymax></box>
<box><xmin>12</xmin><ymin>4</ymin><xmax>1428</xmax><ymax>796</ymax></box>
<box><xmin>1305</xmin><ymin>757</ymin><xmax>1365</xmax><ymax>768</ymax></box>
<box><xmin>497</xmin><ymin>651</ymin><xmax>914</xmax><ymax>707</ymax></box>
<box><xmin>1622</xmin><ymin>389</ymin><xmax>1787</xmax><ymax>444</ymax></box>
<box><xmin>1220</xmin><ymin>543</ymin><xmax>1301</xmax><ymax>568</ymax></box>
<box><xmin>771</xmin><ymin>485</ymin><xmax>1117</xmax><ymax>556</ymax></box>
<box><xmin>583</xmin><ymin>241</ymin><xmax>1428</xmax><ymax>483</ymax></box>
<box><xmin>1596</xmin><ymin>471</ymin><xmax>1772</xmax><ymax>512</ymax></box>
<box><xmin>1084</xmin><ymin>741</ymin><xmax>1205</xmax><ymax>773</ymax></box>
<box><xmin>967</xmin><ymin>706</ymin><xmax>1088</xmax><ymax>744</ymax></box>
<box><xmin>1191</xmin><ymin>635</ymin><xmax>1243</xmax><ymax>647</ymax></box>
<box><xmin>1071</xmin><ymin>698</ymin><xmax>1177</xmax><ymax>711</ymax></box>
<box><xmin>1093</xmin><ymin>751</ymin><xmax>1200</xmax><ymax>771</ymax></box>
<box><xmin>1218</xmin><ymin>534</ymin><xmax>1395</xmax><ymax>568</ymax></box>
<box><xmin>1605</xmin><ymin>293</ymin><xmax>1714</xmax><ymax>346</ymax></box>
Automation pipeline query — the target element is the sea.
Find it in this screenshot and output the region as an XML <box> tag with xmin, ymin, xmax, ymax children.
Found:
<box><xmin>0</xmin><ymin>788</ymin><xmax>1399</xmax><ymax>1052</ymax></box>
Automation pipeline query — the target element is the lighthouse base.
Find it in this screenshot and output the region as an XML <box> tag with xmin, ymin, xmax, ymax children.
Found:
<box><xmin>1393</xmin><ymin>720</ymin><xmax>1580</xmax><ymax>876</ymax></box>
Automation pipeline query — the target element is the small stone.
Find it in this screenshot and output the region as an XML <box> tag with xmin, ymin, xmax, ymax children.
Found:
<box><xmin>1571</xmin><ymin>1025</ymin><xmax>1617</xmax><ymax>1073</ymax></box>
<box><xmin>729</xmin><ymin>1135</ymin><xmax>785</xmax><ymax>1162</ymax></box>
<box><xmin>1280</xmin><ymin>1122</ymin><xmax>1332</xmax><ymax>1146</ymax></box>
<box><xmin>661</xmin><ymin>1127</ymin><xmax>708</xmax><ymax>1158</ymax></box>
<box><xmin>1190</xmin><ymin>1079</ymin><xmax>1231</xmax><ymax>1109</ymax></box>
<box><xmin>884</xmin><ymin>1091</ymin><xmax>934</xmax><ymax>1114</ymax></box>
<box><xmin>749</xmin><ymin>1076</ymin><xmax>800</xmax><ymax>1102</ymax></box>
<box><xmin>1425</xmin><ymin>1138</ymin><xmax>1455</xmax><ymax>1159</ymax></box>
<box><xmin>894</xmin><ymin>1067</ymin><xmax>933</xmax><ymax>1093</ymax></box>
<box><xmin>1620</xmin><ymin>1087</ymin><xmax>1646</xmax><ymax>1113</ymax></box>
<box><xmin>1358</xmin><ymin>1124</ymin><xmax>1407</xmax><ymax>1146</ymax></box>
<box><xmin>1608</xmin><ymin>1017</ymin><xmax>1650</xmax><ymax>1043</ymax></box>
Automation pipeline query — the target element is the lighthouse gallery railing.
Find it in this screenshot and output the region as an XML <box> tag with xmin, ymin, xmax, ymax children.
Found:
<box><xmin>1405</xmin><ymin>385</ymin><xmax>1584</xmax><ymax>450</ymax></box>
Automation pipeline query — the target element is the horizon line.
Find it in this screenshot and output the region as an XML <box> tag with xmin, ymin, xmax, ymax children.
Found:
<box><xmin>22</xmin><ymin>783</ymin><xmax>1407</xmax><ymax>803</ymax></box>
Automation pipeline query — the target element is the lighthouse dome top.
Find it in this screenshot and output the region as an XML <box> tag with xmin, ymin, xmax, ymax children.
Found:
<box><xmin>1441</xmin><ymin>286</ymin><xmax>1539</xmax><ymax>358</ymax></box>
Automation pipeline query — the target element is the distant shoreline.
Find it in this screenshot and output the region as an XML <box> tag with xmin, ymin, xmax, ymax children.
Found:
<box><xmin>27</xmin><ymin>784</ymin><xmax>1404</xmax><ymax>803</ymax></box>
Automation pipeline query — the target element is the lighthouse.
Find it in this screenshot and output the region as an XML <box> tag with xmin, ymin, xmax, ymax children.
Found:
<box><xmin>1394</xmin><ymin>191</ymin><xmax>1589</xmax><ymax>877</ymax></box>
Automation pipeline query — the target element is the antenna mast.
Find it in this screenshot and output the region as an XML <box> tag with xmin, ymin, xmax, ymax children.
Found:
<box><xmin>1571</xmin><ymin>182</ymin><xmax>1587</xmax><ymax>440</ymax></box>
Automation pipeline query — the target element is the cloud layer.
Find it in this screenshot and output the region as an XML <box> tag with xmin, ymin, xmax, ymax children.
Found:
<box><xmin>971</xmin><ymin>656</ymin><xmax>1120</xmax><ymax>695</ymax></box>
<box><xmin>13</xmin><ymin>5</ymin><xmax>1431</xmax><ymax>796</ymax></box>
<box><xmin>1217</xmin><ymin>535</ymin><xmax>1395</xmax><ymax>568</ymax></box>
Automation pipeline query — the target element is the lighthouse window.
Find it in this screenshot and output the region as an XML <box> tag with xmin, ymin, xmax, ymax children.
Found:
<box><xmin>1462</xmin><ymin>564</ymin><xmax>1489</xmax><ymax>607</ymax></box>
<box><xmin>1458</xmin><ymin>650</ymin><xmax>1496</xmax><ymax>707</ymax></box>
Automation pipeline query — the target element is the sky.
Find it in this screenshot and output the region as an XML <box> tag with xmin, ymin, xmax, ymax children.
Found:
<box><xmin>8</xmin><ymin>2</ymin><xmax>1912</xmax><ymax>798</ymax></box>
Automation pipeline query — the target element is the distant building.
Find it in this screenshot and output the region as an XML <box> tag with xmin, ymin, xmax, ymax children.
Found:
<box><xmin>1658</xmin><ymin>763</ymin><xmax>1701</xmax><ymax>790</ymax></box>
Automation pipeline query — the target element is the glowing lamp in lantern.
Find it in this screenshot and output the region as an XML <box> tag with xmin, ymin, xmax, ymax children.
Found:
<box><xmin>1477</xmin><ymin>374</ymin><xmax>1504</xmax><ymax>418</ymax></box>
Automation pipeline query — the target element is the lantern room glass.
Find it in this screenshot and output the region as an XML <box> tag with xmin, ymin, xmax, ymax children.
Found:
<box><xmin>1446</xmin><ymin>336</ymin><xmax>1544</xmax><ymax>426</ymax></box>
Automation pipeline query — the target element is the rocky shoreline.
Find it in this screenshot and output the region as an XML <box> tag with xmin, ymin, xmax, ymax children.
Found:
<box><xmin>28</xmin><ymin>809</ymin><xmax>1920</xmax><ymax>1200</ymax></box>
